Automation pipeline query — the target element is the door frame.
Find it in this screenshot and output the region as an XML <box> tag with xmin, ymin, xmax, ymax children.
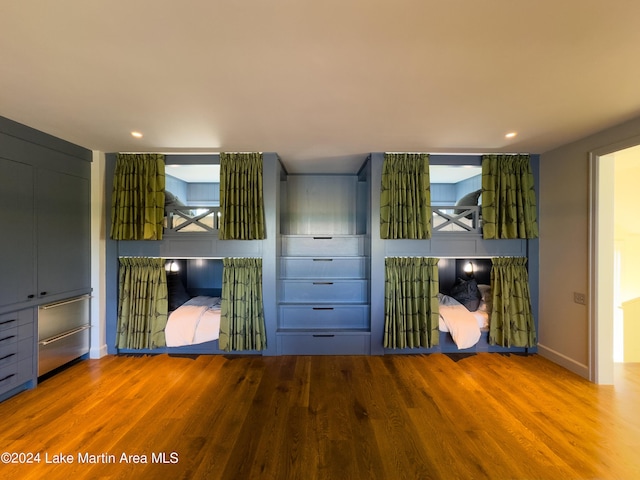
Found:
<box><xmin>589</xmin><ymin>134</ymin><xmax>640</xmax><ymax>383</ymax></box>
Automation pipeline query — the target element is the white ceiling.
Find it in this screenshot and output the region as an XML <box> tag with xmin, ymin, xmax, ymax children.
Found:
<box><xmin>2</xmin><ymin>1</ymin><xmax>640</xmax><ymax>174</ymax></box>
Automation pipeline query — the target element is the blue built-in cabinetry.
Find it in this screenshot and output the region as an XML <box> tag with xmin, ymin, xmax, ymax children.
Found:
<box><xmin>0</xmin><ymin>116</ymin><xmax>92</xmax><ymax>401</ymax></box>
<box><xmin>276</xmin><ymin>167</ymin><xmax>371</xmax><ymax>355</ymax></box>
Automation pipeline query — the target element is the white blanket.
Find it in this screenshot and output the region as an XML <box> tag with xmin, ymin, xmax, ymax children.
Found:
<box><xmin>438</xmin><ymin>295</ymin><xmax>482</xmax><ymax>349</ymax></box>
<box><xmin>165</xmin><ymin>296</ymin><xmax>221</xmax><ymax>347</ymax></box>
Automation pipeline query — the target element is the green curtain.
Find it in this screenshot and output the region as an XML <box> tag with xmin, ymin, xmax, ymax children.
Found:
<box><xmin>380</xmin><ymin>153</ymin><xmax>432</xmax><ymax>239</ymax></box>
<box><xmin>481</xmin><ymin>154</ymin><xmax>538</xmax><ymax>239</ymax></box>
<box><xmin>219</xmin><ymin>257</ymin><xmax>266</xmax><ymax>351</ymax></box>
<box><xmin>116</xmin><ymin>257</ymin><xmax>168</xmax><ymax>349</ymax></box>
<box><xmin>110</xmin><ymin>153</ymin><xmax>165</xmax><ymax>240</ymax></box>
<box><xmin>489</xmin><ymin>257</ymin><xmax>536</xmax><ymax>347</ymax></box>
<box><xmin>218</xmin><ymin>152</ymin><xmax>266</xmax><ymax>240</ymax></box>
<box><xmin>384</xmin><ymin>257</ymin><xmax>440</xmax><ymax>348</ymax></box>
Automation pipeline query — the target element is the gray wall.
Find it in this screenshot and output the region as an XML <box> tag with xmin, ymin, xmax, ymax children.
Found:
<box><xmin>539</xmin><ymin>115</ymin><xmax>640</xmax><ymax>378</ymax></box>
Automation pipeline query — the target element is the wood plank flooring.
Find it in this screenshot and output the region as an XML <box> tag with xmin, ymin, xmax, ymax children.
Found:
<box><xmin>1</xmin><ymin>353</ymin><xmax>639</xmax><ymax>480</ymax></box>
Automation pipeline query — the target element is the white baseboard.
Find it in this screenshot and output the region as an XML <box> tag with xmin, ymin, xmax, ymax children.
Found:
<box><xmin>90</xmin><ymin>344</ymin><xmax>108</xmax><ymax>359</ymax></box>
<box><xmin>538</xmin><ymin>343</ymin><xmax>589</xmax><ymax>379</ymax></box>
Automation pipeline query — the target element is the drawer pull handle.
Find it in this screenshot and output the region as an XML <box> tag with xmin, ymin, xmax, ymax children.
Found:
<box><xmin>27</xmin><ymin>294</ymin><xmax>35</xmax><ymax>299</ymax></box>
<box><xmin>313</xmin><ymin>282</ymin><xmax>334</xmax><ymax>285</ymax></box>
<box><xmin>313</xmin><ymin>236</ymin><xmax>332</xmax><ymax>240</ymax></box>
<box><xmin>40</xmin><ymin>294</ymin><xmax>92</xmax><ymax>310</ymax></box>
<box><xmin>312</xmin><ymin>258</ymin><xmax>333</xmax><ymax>262</ymax></box>
<box><xmin>0</xmin><ymin>319</ymin><xmax>17</xmax><ymax>326</ymax></box>
<box><xmin>312</xmin><ymin>307</ymin><xmax>334</xmax><ymax>310</ymax></box>
<box><xmin>0</xmin><ymin>353</ymin><xmax>16</xmax><ymax>361</ymax></box>
<box><xmin>0</xmin><ymin>335</ymin><xmax>16</xmax><ymax>343</ymax></box>
<box><xmin>312</xmin><ymin>334</ymin><xmax>335</xmax><ymax>338</ymax></box>
<box><xmin>0</xmin><ymin>374</ymin><xmax>15</xmax><ymax>383</ymax></box>
<box><xmin>39</xmin><ymin>325</ymin><xmax>91</xmax><ymax>346</ymax></box>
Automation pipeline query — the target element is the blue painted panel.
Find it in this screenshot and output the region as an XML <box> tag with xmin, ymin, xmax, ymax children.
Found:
<box><xmin>165</xmin><ymin>175</ymin><xmax>188</xmax><ymax>203</ymax></box>
<box><xmin>187</xmin><ymin>183</ymin><xmax>219</xmax><ymax>204</ymax></box>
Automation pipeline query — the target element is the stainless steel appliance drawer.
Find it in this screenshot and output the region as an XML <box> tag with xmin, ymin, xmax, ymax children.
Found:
<box><xmin>38</xmin><ymin>295</ymin><xmax>90</xmax><ymax>376</ymax></box>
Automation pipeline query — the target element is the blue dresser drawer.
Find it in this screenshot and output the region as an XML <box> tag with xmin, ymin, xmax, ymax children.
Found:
<box><xmin>277</xmin><ymin>331</ymin><xmax>371</xmax><ymax>355</ymax></box>
<box><xmin>280</xmin><ymin>257</ymin><xmax>367</xmax><ymax>279</ymax></box>
<box><xmin>281</xmin><ymin>280</ymin><xmax>368</xmax><ymax>303</ymax></box>
<box><xmin>280</xmin><ymin>305</ymin><xmax>369</xmax><ymax>329</ymax></box>
<box><xmin>282</xmin><ymin>235</ymin><xmax>366</xmax><ymax>256</ymax></box>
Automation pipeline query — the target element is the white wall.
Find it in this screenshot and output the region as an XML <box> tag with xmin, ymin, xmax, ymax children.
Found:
<box><xmin>90</xmin><ymin>151</ymin><xmax>108</xmax><ymax>358</ymax></box>
<box><xmin>539</xmin><ymin>115</ymin><xmax>640</xmax><ymax>378</ymax></box>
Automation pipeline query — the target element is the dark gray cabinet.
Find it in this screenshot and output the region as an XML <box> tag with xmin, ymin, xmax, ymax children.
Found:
<box><xmin>36</xmin><ymin>169</ymin><xmax>91</xmax><ymax>298</ymax></box>
<box><xmin>0</xmin><ymin>308</ymin><xmax>35</xmax><ymax>399</ymax></box>
<box><xmin>0</xmin><ymin>116</ymin><xmax>91</xmax><ymax>401</ymax></box>
<box><xmin>0</xmin><ymin>158</ymin><xmax>35</xmax><ymax>307</ymax></box>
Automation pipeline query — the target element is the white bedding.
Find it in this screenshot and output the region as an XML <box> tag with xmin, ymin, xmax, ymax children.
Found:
<box><xmin>437</xmin><ymin>294</ymin><xmax>483</xmax><ymax>349</ymax></box>
<box><xmin>165</xmin><ymin>296</ymin><xmax>221</xmax><ymax>347</ymax></box>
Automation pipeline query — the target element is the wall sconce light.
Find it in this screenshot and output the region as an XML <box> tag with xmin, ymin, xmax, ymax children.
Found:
<box><xmin>464</xmin><ymin>261</ymin><xmax>474</xmax><ymax>278</ymax></box>
<box><xmin>165</xmin><ymin>260</ymin><xmax>180</xmax><ymax>273</ymax></box>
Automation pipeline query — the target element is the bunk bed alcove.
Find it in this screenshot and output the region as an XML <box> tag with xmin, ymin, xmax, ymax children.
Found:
<box><xmin>369</xmin><ymin>152</ymin><xmax>540</xmax><ymax>356</ymax></box>
<box><xmin>105</xmin><ymin>152</ymin><xmax>283</xmax><ymax>357</ymax></box>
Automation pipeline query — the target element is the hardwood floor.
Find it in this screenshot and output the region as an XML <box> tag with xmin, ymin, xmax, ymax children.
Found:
<box><xmin>1</xmin><ymin>353</ymin><xmax>639</xmax><ymax>480</ymax></box>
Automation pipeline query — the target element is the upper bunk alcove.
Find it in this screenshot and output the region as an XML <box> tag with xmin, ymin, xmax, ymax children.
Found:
<box><xmin>429</xmin><ymin>156</ymin><xmax>483</xmax><ymax>235</ymax></box>
<box><xmin>164</xmin><ymin>162</ymin><xmax>221</xmax><ymax>234</ymax></box>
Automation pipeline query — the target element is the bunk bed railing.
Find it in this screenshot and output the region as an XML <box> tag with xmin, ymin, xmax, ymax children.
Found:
<box><xmin>432</xmin><ymin>205</ymin><xmax>481</xmax><ymax>233</ymax></box>
<box><xmin>165</xmin><ymin>206</ymin><xmax>221</xmax><ymax>233</ymax></box>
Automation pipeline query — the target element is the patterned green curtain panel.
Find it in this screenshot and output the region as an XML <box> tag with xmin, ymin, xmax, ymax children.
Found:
<box><xmin>481</xmin><ymin>154</ymin><xmax>539</xmax><ymax>239</ymax></box>
<box><xmin>116</xmin><ymin>257</ymin><xmax>168</xmax><ymax>349</ymax></box>
<box><xmin>489</xmin><ymin>257</ymin><xmax>536</xmax><ymax>348</ymax></box>
<box><xmin>218</xmin><ymin>152</ymin><xmax>266</xmax><ymax>240</ymax></box>
<box><xmin>219</xmin><ymin>257</ymin><xmax>267</xmax><ymax>351</ymax></box>
<box><xmin>380</xmin><ymin>153</ymin><xmax>432</xmax><ymax>239</ymax></box>
<box><xmin>384</xmin><ymin>257</ymin><xmax>440</xmax><ymax>348</ymax></box>
<box><xmin>110</xmin><ymin>153</ymin><xmax>165</xmax><ymax>240</ymax></box>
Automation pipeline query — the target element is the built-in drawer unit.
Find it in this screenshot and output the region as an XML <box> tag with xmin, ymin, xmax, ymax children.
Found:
<box><xmin>277</xmin><ymin>331</ymin><xmax>371</xmax><ymax>355</ymax></box>
<box><xmin>281</xmin><ymin>280</ymin><xmax>368</xmax><ymax>303</ymax></box>
<box><xmin>280</xmin><ymin>257</ymin><xmax>367</xmax><ymax>279</ymax></box>
<box><xmin>38</xmin><ymin>295</ymin><xmax>90</xmax><ymax>376</ymax></box>
<box><xmin>280</xmin><ymin>305</ymin><xmax>370</xmax><ymax>329</ymax></box>
<box><xmin>282</xmin><ymin>235</ymin><xmax>366</xmax><ymax>257</ymax></box>
<box><xmin>278</xmin><ymin>231</ymin><xmax>371</xmax><ymax>355</ymax></box>
<box><xmin>0</xmin><ymin>309</ymin><xmax>35</xmax><ymax>398</ymax></box>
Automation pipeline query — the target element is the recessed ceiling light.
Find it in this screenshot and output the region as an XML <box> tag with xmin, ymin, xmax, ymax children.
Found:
<box><xmin>505</xmin><ymin>132</ymin><xmax>517</xmax><ymax>138</ymax></box>
<box><xmin>131</xmin><ymin>131</ymin><xmax>143</xmax><ymax>138</ymax></box>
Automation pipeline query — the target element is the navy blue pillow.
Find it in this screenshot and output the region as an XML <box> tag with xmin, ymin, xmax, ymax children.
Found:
<box><xmin>449</xmin><ymin>277</ymin><xmax>482</xmax><ymax>312</ymax></box>
<box><xmin>167</xmin><ymin>272</ymin><xmax>190</xmax><ymax>311</ymax></box>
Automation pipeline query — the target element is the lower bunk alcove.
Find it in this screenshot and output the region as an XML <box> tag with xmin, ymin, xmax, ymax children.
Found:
<box><xmin>113</xmin><ymin>258</ymin><xmax>261</xmax><ymax>356</ymax></box>
<box><xmin>384</xmin><ymin>257</ymin><xmax>537</xmax><ymax>355</ymax></box>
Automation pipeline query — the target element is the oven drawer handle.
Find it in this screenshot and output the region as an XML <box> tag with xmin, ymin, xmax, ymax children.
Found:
<box><xmin>39</xmin><ymin>325</ymin><xmax>91</xmax><ymax>346</ymax></box>
<box><xmin>40</xmin><ymin>294</ymin><xmax>92</xmax><ymax>310</ymax></box>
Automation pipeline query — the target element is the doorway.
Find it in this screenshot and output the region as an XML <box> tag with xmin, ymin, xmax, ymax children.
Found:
<box><xmin>590</xmin><ymin>140</ymin><xmax>640</xmax><ymax>383</ymax></box>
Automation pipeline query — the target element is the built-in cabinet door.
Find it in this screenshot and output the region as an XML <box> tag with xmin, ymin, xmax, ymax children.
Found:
<box><xmin>36</xmin><ymin>169</ymin><xmax>91</xmax><ymax>298</ymax></box>
<box><xmin>0</xmin><ymin>158</ymin><xmax>35</xmax><ymax>307</ymax></box>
